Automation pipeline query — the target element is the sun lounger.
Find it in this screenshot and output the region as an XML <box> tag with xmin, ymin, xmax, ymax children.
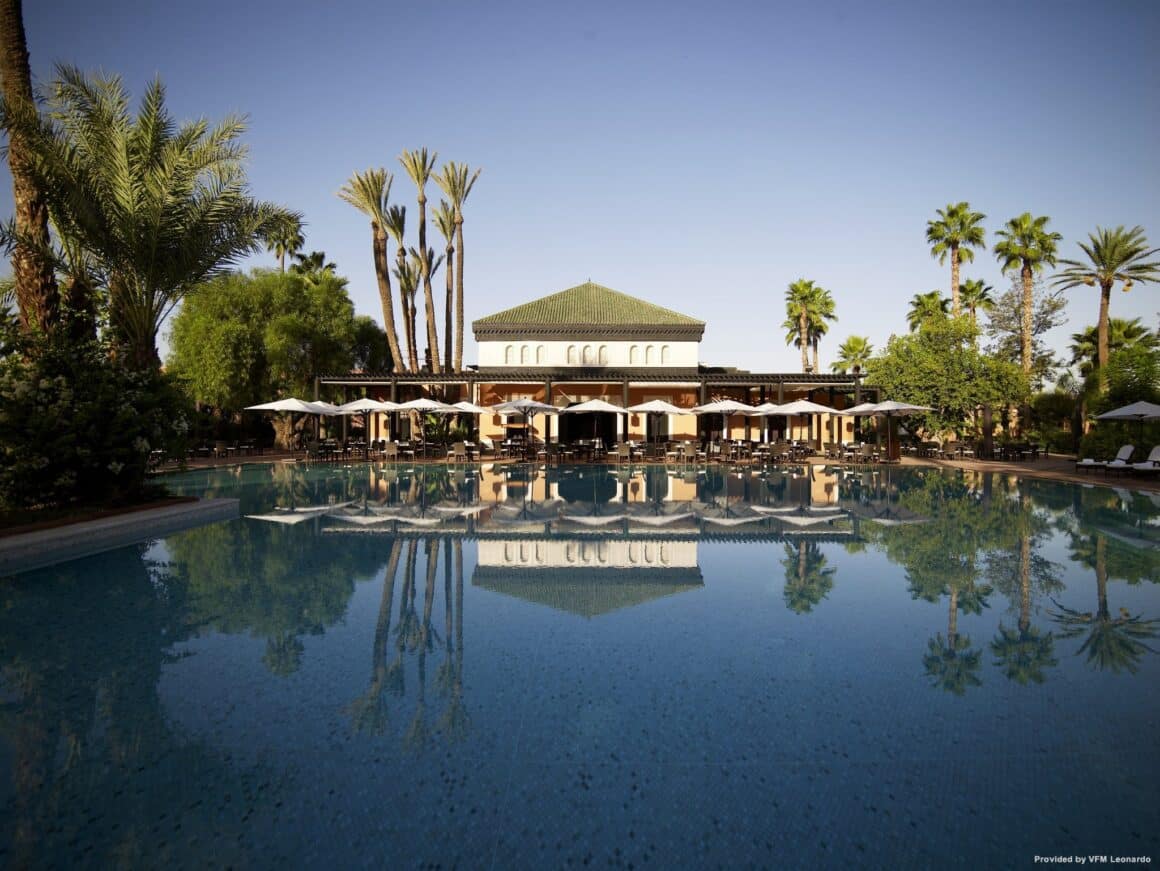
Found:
<box><xmin>1076</xmin><ymin>445</ymin><xmax>1134</xmax><ymax>474</ymax></box>
<box><xmin>1131</xmin><ymin>445</ymin><xmax>1160</xmax><ymax>474</ymax></box>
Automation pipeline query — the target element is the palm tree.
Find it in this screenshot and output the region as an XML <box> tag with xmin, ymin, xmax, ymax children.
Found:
<box><xmin>432</xmin><ymin>200</ymin><xmax>455</xmax><ymax>372</ymax></box>
<box><xmin>830</xmin><ymin>335</ymin><xmax>873</xmax><ymax>373</ymax></box>
<box><xmin>784</xmin><ymin>279</ymin><xmax>830</xmax><ymax>371</ymax></box>
<box><xmin>16</xmin><ymin>66</ymin><xmax>292</xmax><ymax>369</ymax></box>
<box><xmin>434</xmin><ymin>162</ymin><xmax>481</xmax><ymax>372</ymax></box>
<box><xmin>399</xmin><ymin>148</ymin><xmax>441</xmax><ymax>374</ymax></box>
<box><xmin>408</xmin><ymin>246</ymin><xmax>444</xmax><ymax>369</ymax></box>
<box><xmin>994</xmin><ymin>212</ymin><xmax>1061</xmax><ymax>378</ymax></box>
<box><xmin>906</xmin><ymin>290</ymin><xmax>949</xmax><ymax>331</ymax></box>
<box><xmin>394</xmin><ymin>259</ymin><xmax>421</xmax><ymax>372</ymax></box>
<box><xmin>289</xmin><ymin>250</ymin><xmax>336</xmax><ymax>279</ymax></box>
<box><xmin>337</xmin><ymin>168</ymin><xmax>405</xmax><ymax>373</ymax></box>
<box><xmin>0</xmin><ymin>0</ymin><xmax>59</xmax><ymax>336</ymax></box>
<box><xmin>1052</xmin><ymin>226</ymin><xmax>1160</xmax><ymax>386</ymax></box>
<box><xmin>1069</xmin><ymin>317</ymin><xmax>1158</xmax><ymax>378</ymax></box>
<box><xmin>264</xmin><ymin>213</ymin><xmax>304</xmax><ymax>272</ymax></box>
<box><xmin>926</xmin><ymin>201</ymin><xmax>987</xmax><ymax>316</ymax></box>
<box><xmin>958</xmin><ymin>278</ymin><xmax>995</xmax><ymax>326</ymax></box>
<box><xmin>384</xmin><ymin>204</ymin><xmax>410</xmax><ymax>372</ymax></box>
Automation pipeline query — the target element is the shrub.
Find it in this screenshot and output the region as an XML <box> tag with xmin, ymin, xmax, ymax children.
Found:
<box><xmin>0</xmin><ymin>328</ymin><xmax>192</xmax><ymax>511</ymax></box>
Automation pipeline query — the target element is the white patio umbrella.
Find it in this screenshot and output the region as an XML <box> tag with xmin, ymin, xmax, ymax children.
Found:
<box><xmin>336</xmin><ymin>398</ymin><xmax>396</xmax><ymax>413</ymax></box>
<box><xmin>838</xmin><ymin>402</ymin><xmax>881</xmax><ymax>416</ymax></box>
<box><xmin>493</xmin><ymin>398</ymin><xmax>559</xmax><ymax>455</ymax></box>
<box><xmin>1096</xmin><ymin>400</ymin><xmax>1160</xmax><ymax>443</ymax></box>
<box><xmin>244</xmin><ymin>397</ymin><xmax>339</xmax><ymax>445</ymax></box>
<box><xmin>563</xmin><ymin>398</ymin><xmax>629</xmax><ymax>414</ymax></box>
<box><xmin>245</xmin><ymin>397</ymin><xmax>337</xmax><ymax>414</ymax></box>
<box><xmin>393</xmin><ymin>397</ymin><xmax>457</xmax><ymax>446</ymax></box>
<box><xmin>395</xmin><ymin>397</ymin><xmax>457</xmax><ymax>412</ymax></box>
<box><xmin>562</xmin><ymin>398</ymin><xmax>630</xmax><ymax>446</ymax></box>
<box><xmin>868</xmin><ymin>400</ymin><xmax>932</xmax><ymax>461</ymax></box>
<box><xmin>453</xmin><ymin>400</ymin><xmax>494</xmax><ymax>415</ymax></box>
<box><xmin>691</xmin><ymin>399</ymin><xmax>755</xmax><ymax>442</ymax></box>
<box><xmin>452</xmin><ymin>400</ymin><xmax>493</xmax><ymax>443</ymax></box>
<box><xmin>1095</xmin><ymin>401</ymin><xmax>1160</xmax><ymax>421</ymax></box>
<box><xmin>335</xmin><ymin>398</ymin><xmax>397</xmax><ymax>446</ymax></box>
<box><xmin>627</xmin><ymin>399</ymin><xmax>694</xmax><ymax>447</ymax></box>
<box><xmin>760</xmin><ymin>398</ymin><xmax>835</xmax><ymax>449</ymax></box>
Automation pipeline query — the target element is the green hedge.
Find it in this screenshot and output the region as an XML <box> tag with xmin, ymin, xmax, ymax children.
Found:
<box><xmin>0</xmin><ymin>328</ymin><xmax>192</xmax><ymax>511</ymax></box>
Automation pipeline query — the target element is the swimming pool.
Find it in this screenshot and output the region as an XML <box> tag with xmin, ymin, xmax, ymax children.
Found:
<box><xmin>2</xmin><ymin>462</ymin><xmax>1157</xmax><ymax>867</ymax></box>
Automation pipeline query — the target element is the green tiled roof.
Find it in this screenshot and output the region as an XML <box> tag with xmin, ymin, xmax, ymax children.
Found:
<box><xmin>474</xmin><ymin>281</ymin><xmax>704</xmax><ymax>328</ymax></box>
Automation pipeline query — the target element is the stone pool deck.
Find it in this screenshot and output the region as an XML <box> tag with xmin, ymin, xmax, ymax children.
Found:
<box><xmin>0</xmin><ymin>497</ymin><xmax>240</xmax><ymax>576</ymax></box>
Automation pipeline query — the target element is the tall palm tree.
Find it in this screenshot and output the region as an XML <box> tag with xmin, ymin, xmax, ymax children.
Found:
<box><xmin>958</xmin><ymin>278</ymin><xmax>995</xmax><ymax>326</ymax></box>
<box><xmin>807</xmin><ymin>287</ymin><xmax>837</xmax><ymax>372</ymax></box>
<box><xmin>784</xmin><ymin>278</ymin><xmax>828</xmax><ymax>371</ymax></box>
<box><xmin>830</xmin><ymin>335</ymin><xmax>874</xmax><ymax>373</ymax></box>
<box><xmin>1069</xmin><ymin>317</ymin><xmax>1158</xmax><ymax>378</ymax></box>
<box><xmin>906</xmin><ymin>290</ymin><xmax>949</xmax><ymax>331</ymax></box>
<box><xmin>16</xmin><ymin>66</ymin><xmax>292</xmax><ymax>369</ymax></box>
<box><xmin>399</xmin><ymin>148</ymin><xmax>441</xmax><ymax>374</ymax></box>
<box><xmin>394</xmin><ymin>258</ymin><xmax>421</xmax><ymax>372</ymax></box>
<box><xmin>264</xmin><ymin>213</ymin><xmax>304</xmax><ymax>272</ymax></box>
<box><xmin>408</xmin><ymin>246</ymin><xmax>444</xmax><ymax>370</ymax></box>
<box><xmin>384</xmin><ymin>204</ymin><xmax>410</xmax><ymax>372</ymax></box>
<box><xmin>926</xmin><ymin>202</ymin><xmax>986</xmax><ymax>316</ymax></box>
<box><xmin>0</xmin><ymin>0</ymin><xmax>59</xmax><ymax>336</ymax></box>
<box><xmin>1052</xmin><ymin>226</ymin><xmax>1160</xmax><ymax>386</ymax></box>
<box><xmin>434</xmin><ymin>161</ymin><xmax>481</xmax><ymax>372</ymax></box>
<box><xmin>994</xmin><ymin>212</ymin><xmax>1061</xmax><ymax>378</ymax></box>
<box><xmin>432</xmin><ymin>200</ymin><xmax>455</xmax><ymax>372</ymax></box>
<box><xmin>337</xmin><ymin>168</ymin><xmax>405</xmax><ymax>373</ymax></box>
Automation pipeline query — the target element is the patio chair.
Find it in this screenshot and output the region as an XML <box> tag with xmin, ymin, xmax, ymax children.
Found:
<box><xmin>383</xmin><ymin>441</ymin><xmax>400</xmax><ymax>463</ymax></box>
<box><xmin>1132</xmin><ymin>446</ymin><xmax>1160</xmax><ymax>474</ymax></box>
<box><xmin>859</xmin><ymin>442</ymin><xmax>879</xmax><ymax>464</ymax></box>
<box><xmin>1079</xmin><ymin>444</ymin><xmax>1133</xmax><ymax>474</ymax></box>
<box><xmin>447</xmin><ymin>441</ymin><xmax>468</xmax><ymax>464</ymax></box>
<box><xmin>614</xmin><ymin>443</ymin><xmax>632</xmax><ymax>464</ymax></box>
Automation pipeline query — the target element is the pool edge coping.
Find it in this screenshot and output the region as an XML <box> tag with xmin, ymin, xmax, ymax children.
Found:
<box><xmin>0</xmin><ymin>498</ymin><xmax>240</xmax><ymax>577</ymax></box>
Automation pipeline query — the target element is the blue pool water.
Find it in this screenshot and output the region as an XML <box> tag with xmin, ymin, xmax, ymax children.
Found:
<box><xmin>1</xmin><ymin>462</ymin><xmax>1158</xmax><ymax>868</ymax></box>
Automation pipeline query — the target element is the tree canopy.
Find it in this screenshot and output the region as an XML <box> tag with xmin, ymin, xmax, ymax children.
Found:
<box><xmin>865</xmin><ymin>317</ymin><xmax>1027</xmax><ymax>436</ymax></box>
<box><xmin>167</xmin><ymin>269</ymin><xmax>367</xmax><ymax>411</ymax></box>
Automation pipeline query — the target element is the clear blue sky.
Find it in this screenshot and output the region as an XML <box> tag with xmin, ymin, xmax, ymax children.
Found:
<box><xmin>6</xmin><ymin>0</ymin><xmax>1159</xmax><ymax>374</ymax></box>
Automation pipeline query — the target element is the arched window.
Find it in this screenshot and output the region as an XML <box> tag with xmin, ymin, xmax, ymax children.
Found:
<box><xmin>582</xmin><ymin>344</ymin><xmax>594</xmax><ymax>364</ymax></box>
<box><xmin>520</xmin><ymin>345</ymin><xmax>529</xmax><ymax>365</ymax></box>
<box><xmin>504</xmin><ymin>345</ymin><xmax>514</xmax><ymax>365</ymax></box>
<box><xmin>536</xmin><ymin>345</ymin><xmax>545</xmax><ymax>364</ymax></box>
<box><xmin>567</xmin><ymin>345</ymin><xmax>577</xmax><ymax>365</ymax></box>
<box><xmin>629</xmin><ymin>345</ymin><xmax>639</xmax><ymax>365</ymax></box>
<box><xmin>661</xmin><ymin>345</ymin><xmax>670</xmax><ymax>364</ymax></box>
<box><xmin>598</xmin><ymin>345</ymin><xmax>609</xmax><ymax>365</ymax></box>
<box><xmin>645</xmin><ymin>345</ymin><xmax>655</xmax><ymax>365</ymax></box>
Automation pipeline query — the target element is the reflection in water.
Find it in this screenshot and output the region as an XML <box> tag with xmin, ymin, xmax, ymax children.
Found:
<box><xmin>3</xmin><ymin>462</ymin><xmax>1158</xmax><ymax>864</ymax></box>
<box><xmin>0</xmin><ymin>548</ymin><xmax>264</xmax><ymax>866</ymax></box>
<box><xmin>1052</xmin><ymin>530</ymin><xmax>1160</xmax><ymax>674</ymax></box>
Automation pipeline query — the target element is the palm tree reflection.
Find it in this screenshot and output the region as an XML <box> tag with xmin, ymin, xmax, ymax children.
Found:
<box><xmin>346</xmin><ymin>535</ymin><xmax>470</xmax><ymax>750</ymax></box>
<box><xmin>780</xmin><ymin>540</ymin><xmax>835</xmax><ymax>613</ymax></box>
<box><xmin>1051</xmin><ymin>532</ymin><xmax>1159</xmax><ymax>674</ymax></box>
